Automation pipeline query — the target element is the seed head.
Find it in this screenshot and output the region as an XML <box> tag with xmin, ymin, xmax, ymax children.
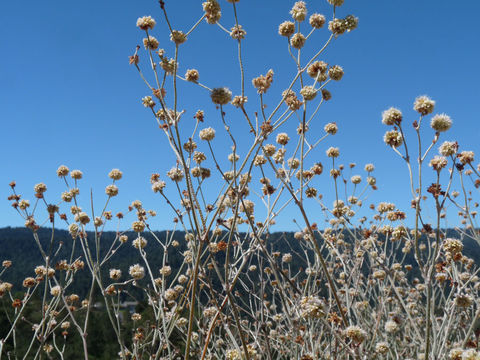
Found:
<box><xmin>290</xmin><ymin>1</ymin><xmax>307</xmax><ymax>22</ymax></box>
<box><xmin>56</xmin><ymin>165</ymin><xmax>69</xmax><ymax>177</ymax></box>
<box><xmin>211</xmin><ymin>87</ymin><xmax>232</xmax><ymax>105</ymax></box>
<box><xmin>430</xmin><ymin>113</ymin><xmax>452</xmax><ymax>132</ymax></box>
<box><xmin>136</xmin><ymin>16</ymin><xmax>156</xmax><ymax>31</ymax></box>
<box><xmin>383</xmin><ymin>130</ymin><xmax>403</xmax><ymax>148</ymax></box>
<box><xmin>278</xmin><ymin>21</ymin><xmax>295</xmax><ymax>37</ymax></box>
<box><xmin>199</xmin><ymin>127</ymin><xmax>216</xmax><ymax>141</ymax></box>
<box><xmin>108</xmin><ymin>169</ymin><xmax>123</xmax><ymax>180</ymax></box>
<box><xmin>300</xmin><ymin>86</ymin><xmax>317</xmax><ymax>101</ymax></box>
<box><xmin>382</xmin><ymin>107</ymin><xmax>402</xmax><ymax>125</ymax></box>
<box><xmin>414</xmin><ymin>95</ymin><xmax>435</xmax><ymax>115</ymax></box>
<box><xmin>290</xmin><ymin>33</ymin><xmax>306</xmax><ymax>49</ymax></box>
<box><xmin>310</xmin><ymin>13</ymin><xmax>326</xmax><ymax>28</ymax></box>
<box><xmin>143</xmin><ymin>36</ymin><xmax>159</xmax><ymax>50</ymax></box>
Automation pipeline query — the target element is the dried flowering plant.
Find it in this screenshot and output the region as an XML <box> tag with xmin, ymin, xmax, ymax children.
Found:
<box><xmin>3</xmin><ymin>1</ymin><xmax>480</xmax><ymax>360</ymax></box>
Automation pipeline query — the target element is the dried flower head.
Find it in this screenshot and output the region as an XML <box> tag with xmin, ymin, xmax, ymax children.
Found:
<box><xmin>290</xmin><ymin>33</ymin><xmax>306</xmax><ymax>49</ymax></box>
<box><xmin>382</xmin><ymin>107</ymin><xmax>402</xmax><ymax>125</ymax></box>
<box><xmin>324</xmin><ymin>122</ymin><xmax>338</xmax><ymax>135</ymax></box>
<box><xmin>136</xmin><ymin>16</ymin><xmax>156</xmax><ymax>31</ymax></box>
<box><xmin>203</xmin><ymin>0</ymin><xmax>221</xmax><ymax>24</ymax></box>
<box><xmin>56</xmin><ymin>165</ymin><xmax>69</xmax><ymax>177</ymax></box>
<box><xmin>152</xmin><ymin>181</ymin><xmax>166</xmax><ymax>193</ymax></box>
<box><xmin>458</xmin><ymin>151</ymin><xmax>474</xmax><ymax>165</ymax></box>
<box><xmin>300</xmin><ymin>86</ymin><xmax>317</xmax><ymax>101</ymax></box>
<box><xmin>310</xmin><ymin>13</ymin><xmax>326</xmax><ymax>28</ymax></box>
<box><xmin>199</xmin><ymin>127</ymin><xmax>216</xmax><ymax>141</ymax></box>
<box><xmin>252</xmin><ymin>70</ymin><xmax>274</xmax><ymax>94</ymax></box>
<box><xmin>211</xmin><ymin>87</ymin><xmax>232</xmax><ymax>105</ymax></box>
<box><xmin>108</xmin><ymin>169</ymin><xmax>123</xmax><ymax>180</ymax></box>
<box><xmin>276</xmin><ymin>133</ymin><xmax>290</xmax><ymax>146</ymax></box>
<box><xmin>384</xmin><ymin>130</ymin><xmax>403</xmax><ymax>148</ymax></box>
<box><xmin>230</xmin><ymin>24</ymin><xmax>246</xmax><ymax>40</ymax></box>
<box><xmin>326</xmin><ymin>147</ymin><xmax>340</xmax><ymax>158</ymax></box>
<box><xmin>327</xmin><ymin>0</ymin><xmax>344</xmax><ymax>6</ymax></box>
<box><xmin>185</xmin><ymin>69</ymin><xmax>199</xmax><ymax>82</ymax></box>
<box><xmin>429</xmin><ymin>156</ymin><xmax>448</xmax><ymax>171</ymax></box>
<box><xmin>143</xmin><ymin>36</ymin><xmax>159</xmax><ymax>50</ymax></box>
<box><xmin>71</xmin><ymin>170</ymin><xmax>83</xmax><ymax>180</ymax></box>
<box><xmin>105</xmin><ymin>185</ymin><xmax>119</xmax><ymax>197</ymax></box>
<box><xmin>167</xmin><ymin>168</ymin><xmax>184</xmax><ymax>182</ymax></box>
<box><xmin>129</xmin><ymin>264</ymin><xmax>145</xmax><ymax>280</ymax></box>
<box><xmin>290</xmin><ymin>1</ymin><xmax>307</xmax><ymax>22</ymax></box>
<box><xmin>430</xmin><ymin>113</ymin><xmax>452</xmax><ymax>132</ymax></box>
<box><xmin>344</xmin><ymin>325</ymin><xmax>366</xmax><ymax>343</ymax></box>
<box><xmin>439</xmin><ymin>141</ymin><xmax>458</xmax><ymax>156</ymax></box>
<box><xmin>328</xmin><ymin>65</ymin><xmax>344</xmax><ymax>81</ymax></box>
<box><xmin>278</xmin><ymin>21</ymin><xmax>295</xmax><ymax>37</ymax></box>
<box><xmin>414</xmin><ymin>95</ymin><xmax>435</xmax><ymax>115</ymax></box>
<box><xmin>170</xmin><ymin>30</ymin><xmax>187</xmax><ymax>45</ymax></box>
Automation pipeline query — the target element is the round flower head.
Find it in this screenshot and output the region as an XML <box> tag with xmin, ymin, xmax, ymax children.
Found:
<box><xmin>276</xmin><ymin>133</ymin><xmax>290</xmax><ymax>146</ymax></box>
<box><xmin>230</xmin><ymin>24</ymin><xmax>246</xmax><ymax>40</ymax></box>
<box><xmin>458</xmin><ymin>151</ymin><xmax>474</xmax><ymax>165</ymax></box>
<box><xmin>132</xmin><ymin>221</ymin><xmax>145</xmax><ymax>233</ymax></box>
<box><xmin>461</xmin><ymin>349</ymin><xmax>479</xmax><ymax>360</ymax></box>
<box><xmin>307</xmin><ymin>61</ymin><xmax>328</xmax><ymax>79</ymax></box>
<box><xmin>76</xmin><ymin>212</ymin><xmax>90</xmax><ymax>225</ymax></box>
<box><xmin>384</xmin><ymin>130</ymin><xmax>403</xmax><ymax>148</ymax></box>
<box><xmin>203</xmin><ymin>0</ymin><xmax>221</xmax><ymax>24</ymax></box>
<box><xmin>132</xmin><ymin>236</ymin><xmax>147</xmax><ymax>249</ymax></box>
<box><xmin>105</xmin><ymin>184</ymin><xmax>119</xmax><ymax>197</ymax></box>
<box><xmin>170</xmin><ymin>30</ymin><xmax>187</xmax><ymax>45</ymax></box>
<box><xmin>300</xmin><ymin>86</ymin><xmax>317</xmax><ymax>101</ymax></box>
<box><xmin>328</xmin><ymin>65</ymin><xmax>344</xmax><ymax>81</ymax></box>
<box><xmin>328</xmin><ymin>18</ymin><xmax>346</xmax><ymax>35</ymax></box>
<box><xmin>439</xmin><ymin>141</ymin><xmax>458</xmax><ymax>156</ymax></box>
<box><xmin>290</xmin><ymin>1</ymin><xmax>307</xmax><ymax>22</ymax></box>
<box><xmin>382</xmin><ymin>107</ymin><xmax>402</xmax><ymax>125</ymax></box>
<box><xmin>414</xmin><ymin>95</ymin><xmax>435</xmax><ymax>115</ymax></box>
<box><xmin>109</xmin><ymin>269</ymin><xmax>122</xmax><ymax>280</ymax></box>
<box><xmin>278</xmin><ymin>21</ymin><xmax>295</xmax><ymax>37</ymax></box>
<box><xmin>326</xmin><ymin>147</ymin><xmax>340</xmax><ymax>158</ymax></box>
<box><xmin>211</xmin><ymin>87</ymin><xmax>232</xmax><ymax>105</ymax></box>
<box><xmin>324</xmin><ymin>122</ymin><xmax>338</xmax><ymax>135</ymax></box>
<box><xmin>384</xmin><ymin>320</ymin><xmax>399</xmax><ymax>333</ymax></box>
<box><xmin>152</xmin><ymin>181</ymin><xmax>166</xmax><ymax>193</ymax></box>
<box><xmin>50</xmin><ymin>285</ymin><xmax>61</xmax><ymax>297</ymax></box>
<box><xmin>56</xmin><ymin>165</ymin><xmax>69</xmax><ymax>177</ymax></box>
<box><xmin>129</xmin><ymin>264</ymin><xmax>145</xmax><ymax>280</ymax></box>
<box><xmin>351</xmin><ymin>175</ymin><xmax>362</xmax><ymax>184</ymax></box>
<box><xmin>34</xmin><ymin>183</ymin><xmax>47</xmax><ymax>194</ymax></box>
<box><xmin>344</xmin><ymin>15</ymin><xmax>359</xmax><ymax>31</ymax></box>
<box><xmin>344</xmin><ymin>325</ymin><xmax>366</xmax><ymax>343</ymax></box>
<box><xmin>143</xmin><ymin>36</ymin><xmax>159</xmax><ymax>50</ymax></box>
<box><xmin>142</xmin><ymin>96</ymin><xmax>155</xmax><ymax>108</ymax></box>
<box><xmin>108</xmin><ymin>169</ymin><xmax>123</xmax><ymax>180</ymax></box>
<box><xmin>185</xmin><ymin>69</ymin><xmax>199</xmax><ymax>82</ymax></box>
<box><xmin>375</xmin><ymin>342</ymin><xmax>389</xmax><ymax>355</ymax></box>
<box><xmin>310</xmin><ymin>13</ymin><xmax>326</xmax><ymax>28</ymax></box>
<box><xmin>430</xmin><ymin>113</ymin><xmax>452</xmax><ymax>132</ymax></box>
<box><xmin>429</xmin><ymin>156</ymin><xmax>448</xmax><ymax>171</ymax></box>
<box><xmin>136</xmin><ymin>16</ymin><xmax>156</xmax><ymax>31</ymax></box>
<box><xmin>290</xmin><ymin>33</ymin><xmax>306</xmax><ymax>49</ymax></box>
<box><xmin>71</xmin><ymin>170</ymin><xmax>83</xmax><ymax>179</ymax></box>
<box><xmin>199</xmin><ymin>127</ymin><xmax>216</xmax><ymax>141</ymax></box>
<box><xmin>167</xmin><ymin>168</ymin><xmax>184</xmax><ymax>182</ymax></box>
<box><xmin>327</xmin><ymin>0</ymin><xmax>344</xmax><ymax>6</ymax></box>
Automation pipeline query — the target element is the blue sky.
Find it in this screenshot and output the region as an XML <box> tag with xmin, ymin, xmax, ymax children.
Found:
<box><xmin>1</xmin><ymin>0</ymin><xmax>479</xmax><ymax>231</ymax></box>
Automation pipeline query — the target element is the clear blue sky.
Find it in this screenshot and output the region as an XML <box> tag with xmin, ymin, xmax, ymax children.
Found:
<box><xmin>1</xmin><ymin>0</ymin><xmax>479</xmax><ymax>231</ymax></box>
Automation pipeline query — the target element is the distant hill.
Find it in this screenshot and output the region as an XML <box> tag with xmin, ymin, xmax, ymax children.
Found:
<box><xmin>1</xmin><ymin>226</ymin><xmax>479</xmax><ymax>297</ymax></box>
